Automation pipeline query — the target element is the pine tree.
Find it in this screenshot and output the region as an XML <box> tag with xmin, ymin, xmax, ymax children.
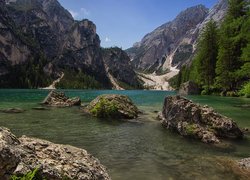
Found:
<box><xmin>215</xmin><ymin>0</ymin><xmax>247</xmax><ymax>91</ymax></box>
<box><xmin>238</xmin><ymin>3</ymin><xmax>250</xmax><ymax>80</ymax></box>
<box><xmin>195</xmin><ymin>21</ymin><xmax>219</xmax><ymax>88</ymax></box>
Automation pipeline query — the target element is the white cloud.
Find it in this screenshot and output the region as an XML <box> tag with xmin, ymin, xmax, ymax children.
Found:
<box><xmin>69</xmin><ymin>10</ymin><xmax>79</xmax><ymax>19</ymax></box>
<box><xmin>105</xmin><ymin>37</ymin><xmax>111</xmax><ymax>42</ymax></box>
<box><xmin>80</xmin><ymin>8</ymin><xmax>90</xmax><ymax>16</ymax></box>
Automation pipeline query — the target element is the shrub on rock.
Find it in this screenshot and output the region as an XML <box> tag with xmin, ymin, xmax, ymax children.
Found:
<box><xmin>87</xmin><ymin>94</ymin><xmax>139</xmax><ymax>119</ymax></box>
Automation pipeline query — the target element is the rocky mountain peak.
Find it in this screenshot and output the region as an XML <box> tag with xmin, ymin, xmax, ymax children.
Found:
<box><xmin>1</xmin><ymin>0</ymin><xmax>142</xmax><ymax>89</ymax></box>
<box><xmin>127</xmin><ymin>0</ymin><xmax>228</xmax><ymax>75</ymax></box>
<box><xmin>127</xmin><ymin>4</ymin><xmax>209</xmax><ymax>72</ymax></box>
<box><xmin>174</xmin><ymin>4</ymin><xmax>208</xmax><ymax>23</ymax></box>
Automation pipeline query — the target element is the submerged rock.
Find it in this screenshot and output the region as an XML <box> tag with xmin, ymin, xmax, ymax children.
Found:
<box><xmin>0</xmin><ymin>127</ymin><xmax>110</xmax><ymax>180</ymax></box>
<box><xmin>0</xmin><ymin>108</ymin><xmax>25</xmax><ymax>113</ymax></box>
<box><xmin>160</xmin><ymin>96</ymin><xmax>243</xmax><ymax>144</ymax></box>
<box><xmin>42</xmin><ymin>90</ymin><xmax>81</xmax><ymax>107</ymax></box>
<box><xmin>86</xmin><ymin>94</ymin><xmax>139</xmax><ymax>119</ymax></box>
<box><xmin>32</xmin><ymin>107</ymin><xmax>50</xmax><ymax>111</ymax></box>
<box><xmin>179</xmin><ymin>81</ymin><xmax>200</xmax><ymax>95</ymax></box>
<box><xmin>235</xmin><ymin>104</ymin><xmax>250</xmax><ymax>109</ymax></box>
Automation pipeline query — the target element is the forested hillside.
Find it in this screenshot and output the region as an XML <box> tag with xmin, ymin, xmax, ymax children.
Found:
<box><xmin>170</xmin><ymin>0</ymin><xmax>250</xmax><ymax>97</ymax></box>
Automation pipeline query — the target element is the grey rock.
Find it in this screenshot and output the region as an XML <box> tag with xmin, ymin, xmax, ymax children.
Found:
<box><xmin>0</xmin><ymin>127</ymin><xmax>110</xmax><ymax>180</ymax></box>
<box><xmin>42</xmin><ymin>90</ymin><xmax>81</xmax><ymax>107</ymax></box>
<box><xmin>178</xmin><ymin>81</ymin><xmax>200</xmax><ymax>95</ymax></box>
<box><xmin>161</xmin><ymin>96</ymin><xmax>243</xmax><ymax>144</ymax></box>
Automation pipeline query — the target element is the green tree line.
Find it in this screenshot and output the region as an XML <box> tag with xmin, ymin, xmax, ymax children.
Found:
<box><xmin>56</xmin><ymin>70</ymin><xmax>103</xmax><ymax>89</ymax></box>
<box><xmin>170</xmin><ymin>0</ymin><xmax>250</xmax><ymax>97</ymax></box>
<box><xmin>0</xmin><ymin>53</ymin><xmax>52</xmax><ymax>88</ymax></box>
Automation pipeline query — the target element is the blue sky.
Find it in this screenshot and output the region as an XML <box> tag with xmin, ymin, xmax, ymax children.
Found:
<box><xmin>58</xmin><ymin>0</ymin><xmax>218</xmax><ymax>49</ymax></box>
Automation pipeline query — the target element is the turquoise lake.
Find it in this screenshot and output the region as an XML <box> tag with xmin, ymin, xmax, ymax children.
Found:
<box><xmin>0</xmin><ymin>89</ymin><xmax>250</xmax><ymax>180</ymax></box>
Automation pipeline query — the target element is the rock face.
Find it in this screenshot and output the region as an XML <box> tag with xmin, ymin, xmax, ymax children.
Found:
<box><xmin>127</xmin><ymin>0</ymin><xmax>228</xmax><ymax>73</ymax></box>
<box><xmin>0</xmin><ymin>127</ymin><xmax>110</xmax><ymax>180</ymax></box>
<box><xmin>127</xmin><ymin>5</ymin><xmax>209</xmax><ymax>72</ymax></box>
<box><xmin>87</xmin><ymin>94</ymin><xmax>139</xmax><ymax>119</ymax></box>
<box><xmin>102</xmin><ymin>47</ymin><xmax>142</xmax><ymax>89</ymax></box>
<box><xmin>0</xmin><ymin>0</ymin><xmax>32</xmax><ymax>76</ymax></box>
<box><xmin>0</xmin><ymin>0</ymin><xmax>139</xmax><ymax>89</ymax></box>
<box><xmin>161</xmin><ymin>96</ymin><xmax>243</xmax><ymax>144</ymax></box>
<box><xmin>42</xmin><ymin>90</ymin><xmax>81</xmax><ymax>107</ymax></box>
<box><xmin>178</xmin><ymin>81</ymin><xmax>200</xmax><ymax>95</ymax></box>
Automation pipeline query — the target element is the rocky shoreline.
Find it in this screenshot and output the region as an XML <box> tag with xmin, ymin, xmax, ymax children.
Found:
<box><xmin>0</xmin><ymin>91</ymin><xmax>249</xmax><ymax>179</ymax></box>
<box><xmin>0</xmin><ymin>127</ymin><xmax>110</xmax><ymax>180</ymax></box>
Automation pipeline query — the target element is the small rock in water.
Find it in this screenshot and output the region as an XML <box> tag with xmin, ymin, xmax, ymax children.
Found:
<box><xmin>0</xmin><ymin>108</ymin><xmax>25</xmax><ymax>113</ymax></box>
<box><xmin>41</xmin><ymin>90</ymin><xmax>81</xmax><ymax>107</ymax></box>
<box><xmin>235</xmin><ymin>104</ymin><xmax>250</xmax><ymax>108</ymax></box>
<box><xmin>32</xmin><ymin>107</ymin><xmax>50</xmax><ymax>111</ymax></box>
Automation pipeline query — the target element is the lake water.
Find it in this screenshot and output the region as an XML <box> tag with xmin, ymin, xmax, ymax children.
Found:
<box><xmin>0</xmin><ymin>89</ymin><xmax>249</xmax><ymax>180</ymax></box>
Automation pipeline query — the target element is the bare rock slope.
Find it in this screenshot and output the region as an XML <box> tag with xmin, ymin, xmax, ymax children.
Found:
<box><xmin>127</xmin><ymin>0</ymin><xmax>228</xmax><ymax>74</ymax></box>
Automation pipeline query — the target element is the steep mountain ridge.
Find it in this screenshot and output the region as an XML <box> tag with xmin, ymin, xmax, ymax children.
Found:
<box><xmin>127</xmin><ymin>0</ymin><xmax>228</xmax><ymax>74</ymax></box>
<box><xmin>0</xmin><ymin>0</ymin><xmax>141</xmax><ymax>89</ymax></box>
<box><xmin>102</xmin><ymin>47</ymin><xmax>142</xmax><ymax>89</ymax></box>
<box><xmin>127</xmin><ymin>5</ymin><xmax>209</xmax><ymax>72</ymax></box>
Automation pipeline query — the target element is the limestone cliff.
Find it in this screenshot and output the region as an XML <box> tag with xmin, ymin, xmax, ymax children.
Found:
<box><xmin>127</xmin><ymin>0</ymin><xmax>228</xmax><ymax>73</ymax></box>
<box><xmin>0</xmin><ymin>0</ymin><xmax>140</xmax><ymax>89</ymax></box>
<box><xmin>102</xmin><ymin>47</ymin><xmax>142</xmax><ymax>89</ymax></box>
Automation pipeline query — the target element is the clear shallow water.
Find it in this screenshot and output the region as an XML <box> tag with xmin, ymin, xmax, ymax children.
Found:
<box><xmin>0</xmin><ymin>89</ymin><xmax>250</xmax><ymax>180</ymax></box>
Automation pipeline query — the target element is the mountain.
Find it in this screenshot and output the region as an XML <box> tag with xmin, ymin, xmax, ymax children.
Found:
<box><xmin>102</xmin><ymin>47</ymin><xmax>142</xmax><ymax>89</ymax></box>
<box><xmin>127</xmin><ymin>0</ymin><xmax>228</xmax><ymax>74</ymax></box>
<box><xmin>0</xmin><ymin>0</ymin><xmax>141</xmax><ymax>89</ymax></box>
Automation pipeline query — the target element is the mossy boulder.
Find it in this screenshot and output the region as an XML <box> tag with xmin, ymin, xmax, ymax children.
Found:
<box><xmin>87</xmin><ymin>94</ymin><xmax>139</xmax><ymax>119</ymax></box>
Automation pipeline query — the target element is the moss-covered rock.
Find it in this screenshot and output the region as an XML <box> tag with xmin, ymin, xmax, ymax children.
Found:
<box><xmin>87</xmin><ymin>94</ymin><xmax>139</xmax><ymax>119</ymax></box>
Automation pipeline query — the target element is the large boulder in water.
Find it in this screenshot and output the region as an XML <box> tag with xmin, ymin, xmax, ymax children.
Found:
<box><xmin>160</xmin><ymin>96</ymin><xmax>243</xmax><ymax>144</ymax></box>
<box><xmin>42</xmin><ymin>90</ymin><xmax>81</xmax><ymax>107</ymax></box>
<box><xmin>179</xmin><ymin>81</ymin><xmax>200</xmax><ymax>95</ymax></box>
<box><xmin>86</xmin><ymin>94</ymin><xmax>139</xmax><ymax>119</ymax></box>
<box><xmin>0</xmin><ymin>127</ymin><xmax>110</xmax><ymax>180</ymax></box>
